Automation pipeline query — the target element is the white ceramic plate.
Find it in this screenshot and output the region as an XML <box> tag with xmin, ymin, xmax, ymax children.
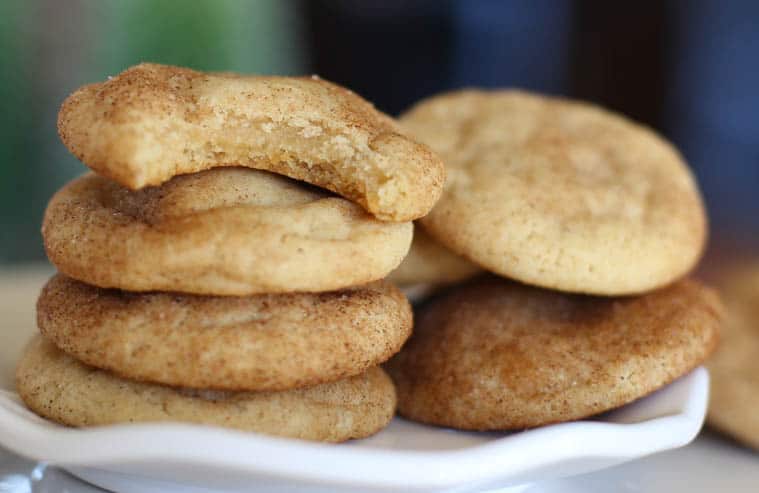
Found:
<box><xmin>0</xmin><ymin>269</ymin><xmax>710</xmax><ymax>493</ymax></box>
<box><xmin>0</xmin><ymin>369</ymin><xmax>708</xmax><ymax>493</ymax></box>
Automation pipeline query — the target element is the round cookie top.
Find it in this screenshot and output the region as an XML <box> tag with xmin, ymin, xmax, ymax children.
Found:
<box><xmin>38</xmin><ymin>274</ymin><xmax>412</xmax><ymax>391</ymax></box>
<box><xmin>16</xmin><ymin>336</ymin><xmax>396</xmax><ymax>442</ymax></box>
<box><xmin>387</xmin><ymin>226</ymin><xmax>480</xmax><ymax>287</ymax></box>
<box><xmin>401</xmin><ymin>89</ymin><xmax>707</xmax><ymax>295</ymax></box>
<box><xmin>387</xmin><ymin>276</ymin><xmax>722</xmax><ymax>430</ymax></box>
<box><xmin>58</xmin><ymin>63</ymin><xmax>444</xmax><ymax>222</ymax></box>
<box><xmin>707</xmin><ymin>262</ymin><xmax>759</xmax><ymax>449</ymax></box>
<box><xmin>42</xmin><ymin>168</ymin><xmax>412</xmax><ymax>295</ymax></box>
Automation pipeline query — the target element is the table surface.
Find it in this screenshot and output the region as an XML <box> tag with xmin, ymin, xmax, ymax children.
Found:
<box><xmin>1</xmin><ymin>266</ymin><xmax>757</xmax><ymax>492</ymax></box>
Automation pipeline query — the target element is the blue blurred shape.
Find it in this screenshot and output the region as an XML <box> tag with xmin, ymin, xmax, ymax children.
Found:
<box><xmin>667</xmin><ymin>0</ymin><xmax>759</xmax><ymax>237</ymax></box>
<box><xmin>451</xmin><ymin>0</ymin><xmax>571</xmax><ymax>93</ymax></box>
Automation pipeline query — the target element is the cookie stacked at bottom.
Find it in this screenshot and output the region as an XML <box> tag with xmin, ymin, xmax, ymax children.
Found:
<box><xmin>387</xmin><ymin>89</ymin><xmax>724</xmax><ymax>431</ymax></box>
<box><xmin>15</xmin><ymin>64</ymin><xmax>440</xmax><ymax>442</ymax></box>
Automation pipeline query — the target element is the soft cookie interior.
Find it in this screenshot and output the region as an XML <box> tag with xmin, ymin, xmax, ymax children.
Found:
<box><xmin>58</xmin><ymin>63</ymin><xmax>445</xmax><ymax>222</ymax></box>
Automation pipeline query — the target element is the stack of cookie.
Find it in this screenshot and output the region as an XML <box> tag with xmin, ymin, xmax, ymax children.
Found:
<box><xmin>387</xmin><ymin>90</ymin><xmax>724</xmax><ymax>430</ymax></box>
<box><xmin>16</xmin><ymin>63</ymin><xmax>445</xmax><ymax>442</ymax></box>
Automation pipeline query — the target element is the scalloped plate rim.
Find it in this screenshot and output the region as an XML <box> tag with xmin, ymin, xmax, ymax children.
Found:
<box><xmin>0</xmin><ymin>368</ymin><xmax>708</xmax><ymax>490</ymax></box>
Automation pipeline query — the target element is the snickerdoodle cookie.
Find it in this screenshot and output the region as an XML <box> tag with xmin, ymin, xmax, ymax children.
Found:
<box><xmin>387</xmin><ymin>226</ymin><xmax>480</xmax><ymax>287</ymax></box>
<box><xmin>401</xmin><ymin>90</ymin><xmax>706</xmax><ymax>295</ymax></box>
<box><xmin>37</xmin><ymin>274</ymin><xmax>411</xmax><ymax>391</ymax></box>
<box><xmin>707</xmin><ymin>262</ymin><xmax>759</xmax><ymax>449</ymax></box>
<box><xmin>16</xmin><ymin>336</ymin><xmax>396</xmax><ymax>442</ymax></box>
<box><xmin>387</xmin><ymin>276</ymin><xmax>722</xmax><ymax>430</ymax></box>
<box><xmin>42</xmin><ymin>168</ymin><xmax>412</xmax><ymax>295</ymax></box>
<box><xmin>58</xmin><ymin>63</ymin><xmax>444</xmax><ymax>221</ymax></box>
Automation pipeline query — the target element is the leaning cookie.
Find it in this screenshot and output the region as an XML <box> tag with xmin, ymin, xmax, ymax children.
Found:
<box><xmin>42</xmin><ymin>168</ymin><xmax>412</xmax><ymax>295</ymax></box>
<box><xmin>707</xmin><ymin>262</ymin><xmax>759</xmax><ymax>450</ymax></box>
<box><xmin>16</xmin><ymin>336</ymin><xmax>396</xmax><ymax>442</ymax></box>
<box><xmin>387</xmin><ymin>226</ymin><xmax>480</xmax><ymax>287</ymax></box>
<box><xmin>387</xmin><ymin>276</ymin><xmax>722</xmax><ymax>430</ymax></box>
<box><xmin>38</xmin><ymin>274</ymin><xmax>412</xmax><ymax>391</ymax></box>
<box><xmin>401</xmin><ymin>90</ymin><xmax>706</xmax><ymax>295</ymax></box>
<box><xmin>58</xmin><ymin>63</ymin><xmax>444</xmax><ymax>222</ymax></box>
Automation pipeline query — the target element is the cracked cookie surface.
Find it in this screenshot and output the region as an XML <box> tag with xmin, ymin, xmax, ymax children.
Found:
<box><xmin>16</xmin><ymin>336</ymin><xmax>396</xmax><ymax>442</ymax></box>
<box><xmin>42</xmin><ymin>168</ymin><xmax>412</xmax><ymax>295</ymax></box>
<box><xmin>387</xmin><ymin>276</ymin><xmax>722</xmax><ymax>430</ymax></box>
<box><xmin>402</xmin><ymin>90</ymin><xmax>706</xmax><ymax>295</ymax></box>
<box><xmin>58</xmin><ymin>63</ymin><xmax>444</xmax><ymax>221</ymax></box>
<box><xmin>37</xmin><ymin>274</ymin><xmax>412</xmax><ymax>391</ymax></box>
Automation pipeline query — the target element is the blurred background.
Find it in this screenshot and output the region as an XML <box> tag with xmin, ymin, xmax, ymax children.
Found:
<box><xmin>0</xmin><ymin>0</ymin><xmax>756</xmax><ymax>263</ymax></box>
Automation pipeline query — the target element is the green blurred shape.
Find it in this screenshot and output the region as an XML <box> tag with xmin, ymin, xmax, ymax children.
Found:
<box><xmin>0</xmin><ymin>0</ymin><xmax>304</xmax><ymax>264</ymax></box>
<box><xmin>0</xmin><ymin>1</ymin><xmax>37</xmax><ymax>262</ymax></box>
<box><xmin>92</xmin><ymin>0</ymin><xmax>301</xmax><ymax>76</ymax></box>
